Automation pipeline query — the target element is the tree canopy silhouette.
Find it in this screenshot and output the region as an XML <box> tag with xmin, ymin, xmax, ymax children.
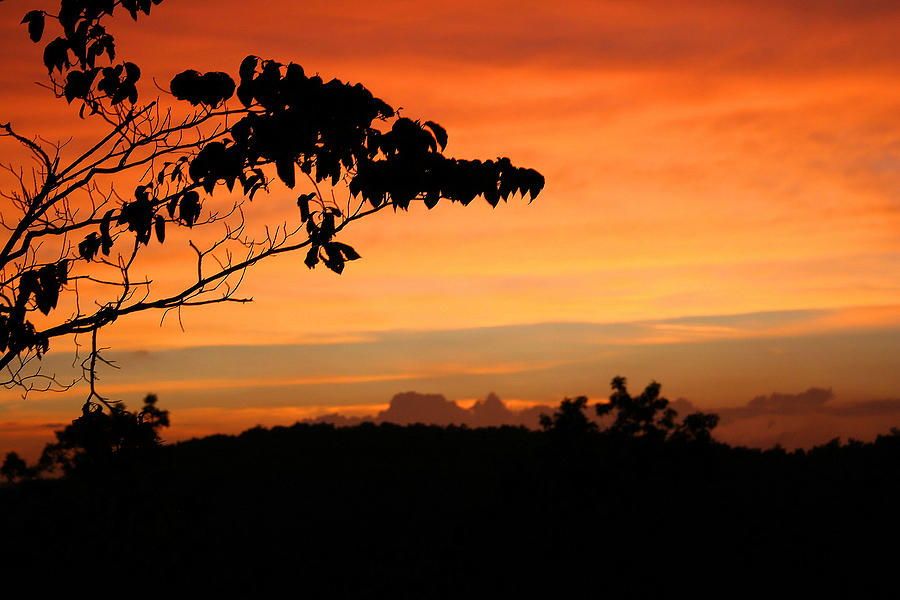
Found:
<box><xmin>597</xmin><ymin>376</ymin><xmax>719</xmax><ymax>444</ymax></box>
<box><xmin>539</xmin><ymin>395</ymin><xmax>598</xmax><ymax>437</ymax></box>
<box><xmin>0</xmin><ymin>1</ymin><xmax>544</xmax><ymax>408</ymax></box>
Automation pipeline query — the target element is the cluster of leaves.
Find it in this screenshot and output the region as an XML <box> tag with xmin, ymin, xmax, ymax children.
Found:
<box><xmin>24</xmin><ymin>0</ymin><xmax>160</xmax><ymax>112</ymax></box>
<box><xmin>0</xmin><ymin>261</ymin><xmax>67</xmax><ymax>357</ymax></box>
<box><xmin>68</xmin><ymin>54</ymin><xmax>545</xmax><ymax>278</ymax></box>
<box><xmin>1</xmin><ymin>394</ymin><xmax>169</xmax><ymax>482</ymax></box>
<box><xmin>175</xmin><ymin>56</ymin><xmax>544</xmax><ymax>274</ymax></box>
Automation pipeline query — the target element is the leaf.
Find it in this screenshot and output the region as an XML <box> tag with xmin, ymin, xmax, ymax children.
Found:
<box><xmin>124</xmin><ymin>62</ymin><xmax>141</xmax><ymax>82</ymax></box>
<box><xmin>64</xmin><ymin>70</ymin><xmax>91</xmax><ymax>103</ymax></box>
<box><xmin>166</xmin><ymin>194</ymin><xmax>178</xmax><ymax>218</ymax></box>
<box><xmin>16</xmin><ymin>271</ymin><xmax>39</xmax><ymax>309</ymax></box>
<box><xmin>121</xmin><ymin>0</ymin><xmax>139</xmax><ymax>20</ymax></box>
<box><xmin>297</xmin><ymin>193</ymin><xmax>314</xmax><ymax>223</ymax></box>
<box><xmin>526</xmin><ymin>169</ymin><xmax>545</xmax><ymax>202</ymax></box>
<box><xmin>275</xmin><ymin>158</ymin><xmax>295</xmax><ymax>188</ymax></box>
<box><xmin>37</xmin><ymin>264</ymin><xmax>60</xmax><ymax>314</ymax></box>
<box><xmin>100</xmin><ymin>210</ymin><xmax>114</xmax><ymax>255</ymax></box>
<box><xmin>239</xmin><ymin>55</ymin><xmax>259</xmax><ymax>83</ymax></box>
<box><xmin>78</xmin><ymin>233</ymin><xmax>100</xmax><ymax>261</ymax></box>
<box><xmin>170</xmin><ymin>69</ymin><xmax>202</xmax><ymax>103</ymax></box>
<box><xmin>154</xmin><ymin>216</ymin><xmax>165</xmax><ymax>243</ymax></box>
<box><xmin>42</xmin><ymin>38</ymin><xmax>69</xmax><ymax>74</ymax></box>
<box><xmin>21</xmin><ymin>10</ymin><xmax>44</xmax><ymax>43</ymax></box>
<box><xmin>56</xmin><ymin>260</ymin><xmax>69</xmax><ymax>286</ymax></box>
<box><xmin>179</xmin><ymin>191</ymin><xmax>201</xmax><ymax>227</ymax></box>
<box><xmin>423</xmin><ymin>121</ymin><xmax>448</xmax><ymax>151</ymax></box>
<box><xmin>328</xmin><ymin>242</ymin><xmax>361</xmax><ymax>261</ymax></box>
<box><xmin>198</xmin><ymin>71</ymin><xmax>235</xmax><ymax>106</ymax></box>
<box><xmin>58</xmin><ymin>0</ymin><xmax>79</xmax><ymax>37</ymax></box>
<box><xmin>322</xmin><ymin>245</ymin><xmax>345</xmax><ymax>274</ymax></box>
<box><xmin>236</xmin><ymin>83</ymin><xmax>254</xmax><ymax>108</ymax></box>
<box><xmin>320</xmin><ymin>211</ymin><xmax>335</xmax><ymax>240</ymax></box>
<box><xmin>304</xmin><ymin>246</ymin><xmax>319</xmax><ymax>269</ymax></box>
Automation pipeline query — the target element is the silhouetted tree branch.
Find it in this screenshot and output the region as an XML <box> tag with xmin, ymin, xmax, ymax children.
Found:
<box><xmin>1</xmin><ymin>0</ymin><xmax>545</xmax><ymax>408</ymax></box>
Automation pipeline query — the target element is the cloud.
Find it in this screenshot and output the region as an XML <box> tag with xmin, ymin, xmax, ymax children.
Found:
<box><xmin>742</xmin><ymin>387</ymin><xmax>833</xmax><ymax>416</ymax></box>
<box><xmin>308</xmin><ymin>391</ymin><xmax>553</xmax><ymax>429</ymax></box>
<box><xmin>712</xmin><ymin>388</ymin><xmax>900</xmax><ymax>448</ymax></box>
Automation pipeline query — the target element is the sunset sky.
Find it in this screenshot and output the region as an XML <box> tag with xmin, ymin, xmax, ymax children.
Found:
<box><xmin>2</xmin><ymin>0</ymin><xmax>900</xmax><ymax>456</ymax></box>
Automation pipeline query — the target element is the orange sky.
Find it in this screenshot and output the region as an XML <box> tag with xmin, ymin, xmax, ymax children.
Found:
<box><xmin>2</xmin><ymin>0</ymin><xmax>900</xmax><ymax>456</ymax></box>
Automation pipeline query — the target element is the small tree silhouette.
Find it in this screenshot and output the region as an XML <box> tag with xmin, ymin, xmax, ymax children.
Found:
<box><xmin>593</xmin><ymin>376</ymin><xmax>720</xmax><ymax>445</ymax></box>
<box><xmin>1</xmin><ymin>451</ymin><xmax>31</xmax><ymax>483</ymax></box>
<box><xmin>540</xmin><ymin>396</ymin><xmax>598</xmax><ymax>437</ymax></box>
<box><xmin>596</xmin><ymin>376</ymin><xmax>677</xmax><ymax>441</ymax></box>
<box><xmin>35</xmin><ymin>393</ymin><xmax>169</xmax><ymax>476</ymax></box>
<box><xmin>669</xmin><ymin>411</ymin><xmax>720</xmax><ymax>445</ymax></box>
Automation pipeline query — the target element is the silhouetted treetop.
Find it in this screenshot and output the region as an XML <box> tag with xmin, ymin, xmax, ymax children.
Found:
<box><xmin>596</xmin><ymin>376</ymin><xmax>677</xmax><ymax>440</ymax></box>
<box><xmin>597</xmin><ymin>376</ymin><xmax>719</xmax><ymax>444</ymax></box>
<box><xmin>540</xmin><ymin>395</ymin><xmax>598</xmax><ymax>437</ymax></box>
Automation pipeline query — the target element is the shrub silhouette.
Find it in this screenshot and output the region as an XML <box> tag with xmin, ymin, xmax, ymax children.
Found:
<box><xmin>1</xmin><ymin>451</ymin><xmax>31</xmax><ymax>483</ymax></box>
<box><xmin>539</xmin><ymin>395</ymin><xmax>598</xmax><ymax>437</ymax></box>
<box><xmin>592</xmin><ymin>376</ymin><xmax>718</xmax><ymax>444</ymax></box>
<box><xmin>596</xmin><ymin>376</ymin><xmax>678</xmax><ymax>441</ymax></box>
<box><xmin>30</xmin><ymin>394</ymin><xmax>169</xmax><ymax>477</ymax></box>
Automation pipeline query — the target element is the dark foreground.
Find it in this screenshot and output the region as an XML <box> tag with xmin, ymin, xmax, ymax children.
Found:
<box><xmin>2</xmin><ymin>422</ymin><xmax>899</xmax><ymax>596</ymax></box>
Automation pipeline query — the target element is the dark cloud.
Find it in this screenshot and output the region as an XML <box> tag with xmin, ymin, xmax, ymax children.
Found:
<box><xmin>831</xmin><ymin>398</ymin><xmax>900</xmax><ymax>417</ymax></box>
<box><xmin>718</xmin><ymin>387</ymin><xmax>900</xmax><ymax>421</ymax></box>
<box><xmin>713</xmin><ymin>388</ymin><xmax>900</xmax><ymax>449</ymax></box>
<box><xmin>743</xmin><ymin>387</ymin><xmax>833</xmax><ymax>415</ymax></box>
<box><xmin>308</xmin><ymin>391</ymin><xmax>553</xmax><ymax>429</ymax></box>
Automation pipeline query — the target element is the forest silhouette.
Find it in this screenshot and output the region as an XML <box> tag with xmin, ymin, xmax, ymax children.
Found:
<box><xmin>2</xmin><ymin>377</ymin><xmax>898</xmax><ymax>595</ymax></box>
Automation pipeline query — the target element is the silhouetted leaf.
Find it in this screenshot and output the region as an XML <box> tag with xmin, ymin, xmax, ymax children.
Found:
<box><xmin>64</xmin><ymin>70</ymin><xmax>97</xmax><ymax>103</ymax></box>
<box><xmin>78</xmin><ymin>233</ymin><xmax>101</xmax><ymax>261</ymax></box>
<box><xmin>239</xmin><ymin>55</ymin><xmax>258</xmax><ymax>83</ymax></box>
<box><xmin>297</xmin><ymin>193</ymin><xmax>314</xmax><ymax>223</ymax></box>
<box><xmin>100</xmin><ymin>210</ymin><xmax>114</xmax><ymax>255</ymax></box>
<box><xmin>22</xmin><ymin>10</ymin><xmax>44</xmax><ymax>43</ymax></box>
<box><xmin>423</xmin><ymin>121</ymin><xmax>447</xmax><ymax>151</ymax></box>
<box><xmin>154</xmin><ymin>216</ymin><xmax>165</xmax><ymax>243</ymax></box>
<box><xmin>166</xmin><ymin>194</ymin><xmax>178</xmax><ymax>218</ymax></box>
<box><xmin>328</xmin><ymin>242</ymin><xmax>361</xmax><ymax>261</ymax></box>
<box><xmin>121</xmin><ymin>0</ymin><xmax>139</xmax><ymax>20</ymax></box>
<box><xmin>304</xmin><ymin>246</ymin><xmax>319</xmax><ymax>269</ymax></box>
<box><xmin>179</xmin><ymin>191</ymin><xmax>201</xmax><ymax>227</ymax></box>
<box><xmin>36</xmin><ymin>265</ymin><xmax>59</xmax><ymax>314</ymax></box>
<box><xmin>43</xmin><ymin>38</ymin><xmax>69</xmax><ymax>73</ymax></box>
<box><xmin>322</xmin><ymin>245</ymin><xmax>345</xmax><ymax>274</ymax></box>
<box><xmin>275</xmin><ymin>158</ymin><xmax>295</xmax><ymax>188</ymax></box>
<box><xmin>424</xmin><ymin>190</ymin><xmax>439</xmax><ymax>209</ymax></box>
<box><xmin>170</xmin><ymin>69</ymin><xmax>202</xmax><ymax>103</ymax></box>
